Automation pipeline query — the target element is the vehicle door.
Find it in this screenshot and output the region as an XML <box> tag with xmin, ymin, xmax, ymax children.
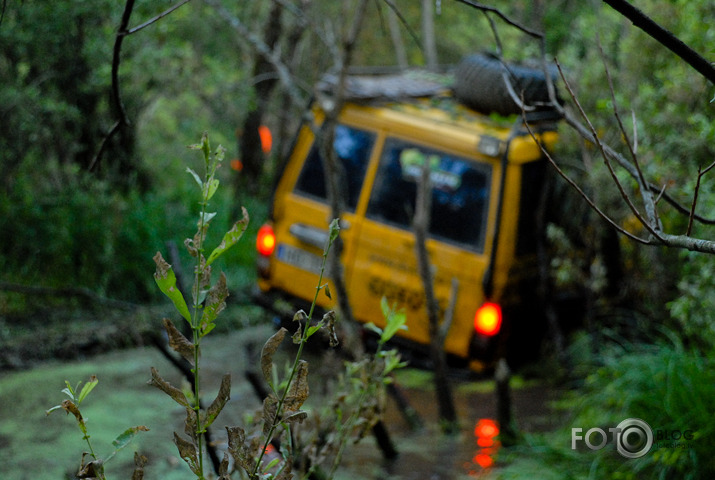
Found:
<box><xmin>269</xmin><ymin>123</ymin><xmax>377</xmax><ymax>310</ymax></box>
<box><xmin>347</xmin><ymin>136</ymin><xmax>496</xmax><ymax>357</ymax></box>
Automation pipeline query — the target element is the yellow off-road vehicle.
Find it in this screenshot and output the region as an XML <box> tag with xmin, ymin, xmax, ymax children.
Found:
<box><xmin>255</xmin><ymin>55</ymin><xmax>560</xmax><ymax>370</ymax></box>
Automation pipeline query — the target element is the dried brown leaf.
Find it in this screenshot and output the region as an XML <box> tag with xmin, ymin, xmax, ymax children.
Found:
<box><xmin>205</xmin><ymin>373</ymin><xmax>231</xmax><ymax>427</ymax></box>
<box><xmin>61</xmin><ymin>399</ymin><xmax>83</xmax><ymax>424</ymax></box>
<box><xmin>184</xmin><ymin>237</ymin><xmax>199</xmax><ymax>257</ymax></box>
<box><xmin>200</xmin><ymin>272</ymin><xmax>229</xmax><ymax>334</ymax></box>
<box><xmin>217</xmin><ymin>452</ymin><xmax>231</xmax><ymax>480</ymax></box>
<box><xmin>262</xmin><ymin>394</ymin><xmax>279</xmax><ymax>436</ymax></box>
<box><xmin>292</xmin><ymin>323</ymin><xmax>303</xmax><ymax>344</ymax></box>
<box><xmin>152</xmin><ymin>251</ymin><xmax>171</xmax><ymax>278</ymax></box>
<box><xmin>323</xmin><ymin>310</ymin><xmax>339</xmax><ymax>347</ymax></box>
<box><xmin>275</xmin><ymin>457</ymin><xmax>294</xmax><ymax>480</ymax></box>
<box><xmin>77</xmin><ymin>458</ymin><xmax>104</xmax><ymax>479</ymax></box>
<box><xmin>131</xmin><ymin>452</ymin><xmax>148</xmax><ymax>480</ymax></box>
<box><xmin>148</xmin><ymin>367</ymin><xmax>189</xmax><ymax>408</ymax></box>
<box><xmin>261</xmin><ymin>328</ymin><xmax>287</xmax><ymax>385</ymax></box>
<box><xmin>173</xmin><ymin>432</ymin><xmax>201</xmax><ymax>476</ymax></box>
<box><xmin>226</xmin><ymin>426</ymin><xmax>254</xmax><ymax>471</ymax></box>
<box><xmin>284</xmin><ymin>410</ymin><xmax>308</xmax><ymax>425</ymax></box>
<box><xmin>162</xmin><ymin>318</ymin><xmax>195</xmax><ymax>364</ymax></box>
<box><xmin>184</xmin><ymin>407</ymin><xmax>199</xmax><ymax>441</ymax></box>
<box><xmin>293</xmin><ymin>309</ymin><xmax>308</xmax><ymax>323</ymax></box>
<box><xmin>285</xmin><ymin>360</ymin><xmax>309</xmax><ymax>412</ymax></box>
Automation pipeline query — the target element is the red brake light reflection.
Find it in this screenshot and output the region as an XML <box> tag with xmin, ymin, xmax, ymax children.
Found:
<box><xmin>474</xmin><ymin>302</ymin><xmax>502</xmax><ymax>336</ymax></box>
<box><xmin>257</xmin><ymin>224</ymin><xmax>276</xmax><ymax>256</ymax></box>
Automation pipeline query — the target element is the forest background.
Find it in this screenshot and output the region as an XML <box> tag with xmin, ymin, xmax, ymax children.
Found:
<box><xmin>0</xmin><ymin>1</ymin><xmax>714</xmax><ymax>479</ymax></box>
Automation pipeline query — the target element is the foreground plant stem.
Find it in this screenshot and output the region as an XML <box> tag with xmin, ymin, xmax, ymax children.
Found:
<box><xmin>190</xmin><ymin>164</ymin><xmax>212</xmax><ymax>480</ymax></box>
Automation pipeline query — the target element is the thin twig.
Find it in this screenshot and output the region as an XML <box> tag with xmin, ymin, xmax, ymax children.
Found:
<box><xmin>556</xmin><ymin>61</ymin><xmax>664</xmax><ymax>242</ymax></box>
<box><xmin>597</xmin><ymin>39</ymin><xmax>659</xmax><ymax>227</ymax></box>
<box><xmin>125</xmin><ymin>0</ymin><xmax>192</xmax><ymax>35</ymax></box>
<box><xmin>203</xmin><ymin>0</ymin><xmax>307</xmax><ymax>107</ymax></box>
<box><xmin>455</xmin><ymin>0</ymin><xmax>543</xmax><ymax>38</ymax></box>
<box><xmin>686</xmin><ymin>160</ymin><xmax>715</xmax><ymax>236</ymax></box>
<box><xmin>522</xmin><ymin>121</ymin><xmax>652</xmax><ymax>245</ymax></box>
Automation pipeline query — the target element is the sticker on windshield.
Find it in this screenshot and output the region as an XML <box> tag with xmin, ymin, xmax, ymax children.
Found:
<box><xmin>399</xmin><ymin>148</ymin><xmax>461</xmax><ymax>192</ymax></box>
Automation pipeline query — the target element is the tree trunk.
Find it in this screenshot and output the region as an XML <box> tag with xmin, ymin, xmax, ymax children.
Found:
<box><xmin>387</xmin><ymin>4</ymin><xmax>408</xmax><ymax>69</ymax></box>
<box><xmin>236</xmin><ymin>1</ymin><xmax>284</xmax><ymax>191</ymax></box>
<box><xmin>413</xmin><ymin>158</ymin><xmax>458</xmax><ymax>434</ymax></box>
<box><xmin>421</xmin><ymin>0</ymin><xmax>438</xmax><ymax>70</ymax></box>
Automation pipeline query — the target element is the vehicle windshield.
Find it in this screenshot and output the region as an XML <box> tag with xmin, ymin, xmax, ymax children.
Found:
<box><xmin>366</xmin><ymin>138</ymin><xmax>491</xmax><ymax>252</ymax></box>
<box><xmin>294</xmin><ymin>124</ymin><xmax>375</xmax><ymax>211</ymax></box>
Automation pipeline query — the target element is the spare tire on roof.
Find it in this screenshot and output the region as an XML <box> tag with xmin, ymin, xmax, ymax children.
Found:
<box><xmin>453</xmin><ymin>53</ymin><xmax>560</xmax><ymax>117</ymax></box>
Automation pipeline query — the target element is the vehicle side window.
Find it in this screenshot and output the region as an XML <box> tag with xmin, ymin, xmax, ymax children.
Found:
<box><xmin>294</xmin><ymin>125</ymin><xmax>375</xmax><ymax>211</ymax></box>
<box><xmin>367</xmin><ymin>138</ymin><xmax>491</xmax><ymax>252</ymax></box>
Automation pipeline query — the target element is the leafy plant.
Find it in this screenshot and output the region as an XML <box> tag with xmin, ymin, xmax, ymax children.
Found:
<box><xmin>495</xmin><ymin>333</ymin><xmax>715</xmax><ymax>480</ymax></box>
<box><xmin>150</xmin><ymin>132</ymin><xmax>248</xmax><ymax>480</ymax></box>
<box><xmin>46</xmin><ymin>375</ymin><xmax>149</xmax><ymax>480</ymax></box>
<box><xmin>150</xmin><ymin>133</ymin><xmax>407</xmax><ymax>480</ymax></box>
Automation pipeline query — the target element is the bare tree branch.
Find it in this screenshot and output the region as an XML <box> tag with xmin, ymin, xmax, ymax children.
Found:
<box><xmin>602</xmin><ymin>0</ymin><xmax>715</xmax><ymax>84</ymax></box>
<box><xmin>89</xmin><ymin>0</ymin><xmax>193</xmax><ymax>172</ymax></box>
<box><xmin>126</xmin><ymin>0</ymin><xmax>192</xmax><ymax>35</ymax></box>
<box><xmin>88</xmin><ymin>0</ymin><xmax>136</xmax><ymax>172</ymax></box>
<box><xmin>203</xmin><ymin>0</ymin><xmax>307</xmax><ymax>107</ymax></box>
<box><xmin>686</xmin><ymin>160</ymin><xmax>715</xmax><ymax>236</ymax></box>
<box><xmin>562</xmin><ymin>58</ymin><xmax>662</xmax><ymax>238</ymax></box>
<box><xmin>523</xmin><ymin>120</ymin><xmax>653</xmax><ymax>246</ymax></box>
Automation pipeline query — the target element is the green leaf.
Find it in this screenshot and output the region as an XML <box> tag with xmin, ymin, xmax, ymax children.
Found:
<box><xmin>363</xmin><ymin>322</ymin><xmax>383</xmax><ymax>336</ymax></box>
<box><xmin>328</xmin><ymin>218</ymin><xmax>340</xmax><ymax>244</ymax></box>
<box><xmin>205</xmin><ymin>178</ymin><xmax>220</xmax><ymax>201</ymax></box>
<box><xmin>379</xmin><ymin>297</ymin><xmax>407</xmax><ymax>344</ymax></box>
<box><xmin>264</xmin><ymin>457</ymin><xmax>282</xmax><ymax>472</ymax></box>
<box><xmin>46</xmin><ymin>405</ymin><xmax>63</xmax><ymax>415</ymax></box>
<box><xmin>381</xmin><ymin>349</ymin><xmax>408</xmax><ymax>375</ymax></box>
<box><xmin>305</xmin><ymin>324</ymin><xmax>322</xmax><ymax>339</ymax></box>
<box><xmin>77</xmin><ymin>375</ymin><xmax>98</xmax><ymax>404</ymax></box>
<box><xmin>153</xmin><ymin>252</ymin><xmax>191</xmax><ymax>322</ymax></box>
<box><xmin>381</xmin><ymin>309</ymin><xmax>407</xmax><ymax>344</ymax></box>
<box><xmin>200</xmin><ymin>211</ymin><xmax>218</xmax><ymax>224</ymax></box>
<box><xmin>205</xmin><ymin>207</ymin><xmax>249</xmax><ymax>266</ymax></box>
<box><xmin>186</xmin><ymin>167</ymin><xmax>203</xmax><ymax>187</ymax></box>
<box><xmin>112</xmin><ymin>426</ymin><xmax>150</xmax><ymax>452</ymax></box>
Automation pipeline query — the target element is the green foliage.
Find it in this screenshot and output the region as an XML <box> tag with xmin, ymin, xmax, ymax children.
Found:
<box><xmin>46</xmin><ymin>375</ymin><xmax>149</xmax><ymax>480</ymax></box>
<box><xmin>147</xmin><ymin>133</ymin><xmax>405</xmax><ymax>480</ymax></box>
<box><xmin>0</xmin><ymin>159</ymin><xmax>189</xmax><ymax>305</ymax></box>
<box><xmin>496</xmin><ymin>335</ymin><xmax>715</xmax><ymax>479</ymax></box>
<box><xmin>151</xmin><ymin>133</ymin><xmax>246</xmax><ymax>480</ymax></box>
<box><xmin>667</xmin><ymin>251</ymin><xmax>715</xmax><ymax>351</ymax></box>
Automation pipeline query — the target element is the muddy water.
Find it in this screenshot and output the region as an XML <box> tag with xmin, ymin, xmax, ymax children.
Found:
<box><xmin>335</xmin><ymin>376</ymin><xmax>565</xmax><ymax>480</ymax></box>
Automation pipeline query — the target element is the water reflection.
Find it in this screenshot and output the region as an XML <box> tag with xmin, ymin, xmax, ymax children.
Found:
<box><xmin>465</xmin><ymin>418</ymin><xmax>500</xmax><ymax>475</ymax></box>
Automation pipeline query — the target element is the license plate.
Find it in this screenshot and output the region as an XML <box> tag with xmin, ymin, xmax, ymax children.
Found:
<box><xmin>277</xmin><ymin>244</ymin><xmax>325</xmax><ymax>275</ymax></box>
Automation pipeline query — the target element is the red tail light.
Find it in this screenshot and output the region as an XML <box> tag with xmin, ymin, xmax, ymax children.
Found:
<box><xmin>256</xmin><ymin>224</ymin><xmax>276</xmax><ymax>256</ymax></box>
<box><xmin>474</xmin><ymin>302</ymin><xmax>502</xmax><ymax>336</ymax></box>
<box><xmin>475</xmin><ymin>418</ymin><xmax>499</xmax><ymax>447</ymax></box>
